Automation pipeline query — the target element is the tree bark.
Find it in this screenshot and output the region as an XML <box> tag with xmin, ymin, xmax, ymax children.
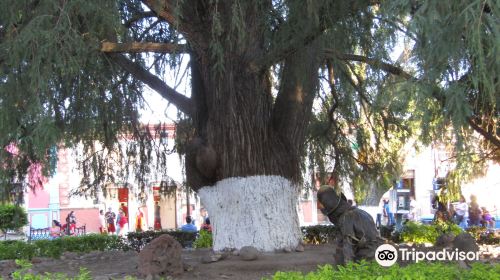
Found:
<box><xmin>198</xmin><ymin>176</ymin><xmax>301</xmax><ymax>251</ymax></box>
<box><xmin>186</xmin><ymin>49</ymin><xmax>309</xmax><ymax>250</ymax></box>
<box><xmin>131</xmin><ymin>1</ymin><xmax>321</xmax><ymax>251</ymax></box>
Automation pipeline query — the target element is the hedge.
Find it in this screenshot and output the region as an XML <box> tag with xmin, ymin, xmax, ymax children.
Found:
<box><xmin>398</xmin><ymin>221</ymin><xmax>462</xmax><ymax>244</ymax></box>
<box><xmin>0</xmin><ymin>234</ymin><xmax>128</xmax><ymax>260</ymax></box>
<box><xmin>266</xmin><ymin>261</ymin><xmax>500</xmax><ymax>280</ymax></box>
<box><xmin>126</xmin><ymin>230</ymin><xmax>197</xmax><ymax>251</ymax></box>
<box><xmin>466</xmin><ymin>226</ymin><xmax>500</xmax><ymax>245</ymax></box>
<box><xmin>193</xmin><ymin>230</ymin><xmax>213</xmax><ymax>248</ymax></box>
<box><xmin>301</xmin><ymin>225</ymin><xmax>337</xmax><ymax>244</ymax></box>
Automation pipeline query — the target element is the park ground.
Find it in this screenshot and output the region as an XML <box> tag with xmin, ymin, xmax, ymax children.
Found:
<box><xmin>1</xmin><ymin>243</ymin><xmax>499</xmax><ymax>280</ymax></box>
<box><xmin>1</xmin><ymin>244</ymin><xmax>336</xmax><ymax>279</ymax></box>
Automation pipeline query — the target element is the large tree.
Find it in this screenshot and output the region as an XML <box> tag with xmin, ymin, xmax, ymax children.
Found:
<box><xmin>0</xmin><ymin>1</ymin><xmax>498</xmax><ymax>251</ymax></box>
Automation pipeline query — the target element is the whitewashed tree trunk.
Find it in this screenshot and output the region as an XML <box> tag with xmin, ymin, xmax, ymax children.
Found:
<box><xmin>197</xmin><ymin>175</ymin><xmax>302</xmax><ymax>252</ymax></box>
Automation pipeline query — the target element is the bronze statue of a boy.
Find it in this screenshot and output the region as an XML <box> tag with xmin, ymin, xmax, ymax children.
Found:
<box><xmin>317</xmin><ymin>186</ymin><xmax>383</xmax><ymax>264</ymax></box>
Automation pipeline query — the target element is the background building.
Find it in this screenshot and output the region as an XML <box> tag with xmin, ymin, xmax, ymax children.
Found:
<box><xmin>23</xmin><ymin>124</ymin><xmax>203</xmax><ymax>233</ymax></box>
<box><xmin>24</xmin><ymin>131</ymin><xmax>499</xmax><ymax>232</ymax></box>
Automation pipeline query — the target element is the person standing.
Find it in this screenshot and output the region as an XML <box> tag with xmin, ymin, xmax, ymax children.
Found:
<box><xmin>118</xmin><ymin>208</ymin><xmax>128</xmax><ymax>236</ymax></box>
<box><xmin>469</xmin><ymin>195</ymin><xmax>482</xmax><ymax>227</ymax></box>
<box><xmin>105</xmin><ymin>207</ymin><xmax>116</xmax><ymax>234</ymax></box>
<box><xmin>135</xmin><ymin>208</ymin><xmax>144</xmax><ymax>232</ymax></box>
<box><xmin>120</xmin><ymin>203</ymin><xmax>128</xmax><ymax>218</ymax></box>
<box><xmin>154</xmin><ymin>201</ymin><xmax>162</xmax><ymax>230</ymax></box>
<box><xmin>382</xmin><ymin>198</ymin><xmax>394</xmax><ymax>226</ymax></box>
<box><xmin>116</xmin><ymin>209</ymin><xmax>122</xmax><ymax>234</ymax></box>
<box><xmin>454</xmin><ymin>195</ymin><xmax>468</xmax><ymax>229</ymax></box>
<box><xmin>65</xmin><ymin>211</ymin><xmax>76</xmax><ymax>235</ymax></box>
<box><xmin>98</xmin><ymin>209</ymin><xmax>106</xmax><ymax>234</ymax></box>
<box><xmin>201</xmin><ymin>217</ymin><xmax>212</xmax><ymax>232</ymax></box>
<box><xmin>408</xmin><ymin>196</ymin><xmax>419</xmax><ymax>222</ymax></box>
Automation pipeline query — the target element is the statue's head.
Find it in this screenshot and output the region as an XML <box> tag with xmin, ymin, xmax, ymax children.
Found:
<box><xmin>317</xmin><ymin>186</ymin><xmax>347</xmax><ymax>223</ymax></box>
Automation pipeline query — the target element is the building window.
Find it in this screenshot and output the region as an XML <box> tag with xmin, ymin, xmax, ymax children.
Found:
<box><xmin>401</xmin><ymin>170</ymin><xmax>415</xmax><ymax>198</ymax></box>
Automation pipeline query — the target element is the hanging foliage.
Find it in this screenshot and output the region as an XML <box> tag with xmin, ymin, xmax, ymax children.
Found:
<box><xmin>0</xmin><ymin>0</ymin><xmax>497</xmax><ymax>204</ymax></box>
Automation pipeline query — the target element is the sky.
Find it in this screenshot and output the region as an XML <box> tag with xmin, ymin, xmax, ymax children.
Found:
<box><xmin>139</xmin><ymin>55</ymin><xmax>191</xmax><ymax>124</ymax></box>
<box><xmin>140</xmin><ymin>88</ymin><xmax>179</xmax><ymax>124</ymax></box>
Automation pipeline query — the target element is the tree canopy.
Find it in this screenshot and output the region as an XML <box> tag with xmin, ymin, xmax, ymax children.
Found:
<box><xmin>0</xmin><ymin>0</ymin><xmax>498</xmax><ymax>202</ymax></box>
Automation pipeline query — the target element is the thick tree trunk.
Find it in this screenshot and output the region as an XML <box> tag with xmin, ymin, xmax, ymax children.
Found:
<box><xmin>186</xmin><ymin>55</ymin><xmax>299</xmax><ymax>188</ymax></box>
<box><xmin>361</xmin><ymin>182</ymin><xmax>387</xmax><ymax>206</ymax></box>
<box><xmin>178</xmin><ymin>2</ymin><xmax>319</xmax><ymax>252</ymax></box>
<box><xmin>198</xmin><ymin>176</ymin><xmax>301</xmax><ymax>251</ymax></box>
<box><xmin>187</xmin><ymin>56</ymin><xmax>306</xmax><ymax>251</ymax></box>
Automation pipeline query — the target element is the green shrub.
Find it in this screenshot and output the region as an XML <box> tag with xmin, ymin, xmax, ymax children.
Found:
<box><xmin>9</xmin><ymin>259</ymin><xmax>92</xmax><ymax>280</ymax></box>
<box><xmin>433</xmin><ymin>220</ymin><xmax>463</xmax><ymax>236</ymax></box>
<box><xmin>126</xmin><ymin>230</ymin><xmax>197</xmax><ymax>251</ymax></box>
<box><xmin>0</xmin><ymin>240</ymin><xmax>37</xmax><ymax>260</ymax></box>
<box><xmin>467</xmin><ymin>226</ymin><xmax>485</xmax><ymax>240</ymax></box>
<box><xmin>467</xmin><ymin>226</ymin><xmax>500</xmax><ymax>245</ymax></box>
<box><xmin>265</xmin><ymin>261</ymin><xmax>500</xmax><ymax>280</ymax></box>
<box><xmin>193</xmin><ymin>230</ymin><xmax>213</xmax><ymax>248</ymax></box>
<box><xmin>0</xmin><ymin>204</ymin><xmax>28</xmax><ymax>238</ymax></box>
<box><xmin>400</xmin><ymin>221</ymin><xmax>439</xmax><ymax>244</ymax></box>
<box><xmin>301</xmin><ymin>225</ymin><xmax>337</xmax><ymax>245</ymax></box>
<box><xmin>400</xmin><ymin>221</ymin><xmax>462</xmax><ymax>244</ymax></box>
<box><xmin>0</xmin><ymin>234</ymin><xmax>128</xmax><ymax>260</ymax></box>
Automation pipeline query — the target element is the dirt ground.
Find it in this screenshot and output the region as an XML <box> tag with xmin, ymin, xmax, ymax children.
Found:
<box><xmin>2</xmin><ymin>243</ymin><xmax>497</xmax><ymax>279</ymax></box>
<box><xmin>0</xmin><ymin>244</ymin><xmax>337</xmax><ymax>280</ymax></box>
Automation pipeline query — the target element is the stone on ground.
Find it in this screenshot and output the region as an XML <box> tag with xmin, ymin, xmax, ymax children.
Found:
<box><xmin>0</xmin><ymin>260</ymin><xmax>17</xmax><ymax>279</ymax></box>
<box><xmin>201</xmin><ymin>253</ymin><xmax>224</xmax><ymax>263</ymax></box>
<box><xmin>435</xmin><ymin>233</ymin><xmax>456</xmax><ymax>248</ymax></box>
<box><xmin>452</xmin><ymin>232</ymin><xmax>479</xmax><ymax>253</ymax></box>
<box><xmin>138</xmin><ymin>234</ymin><xmax>183</xmax><ymax>277</ymax></box>
<box><xmin>239</xmin><ymin>246</ymin><xmax>260</xmax><ymax>261</ymax></box>
<box><xmin>295</xmin><ymin>244</ymin><xmax>305</xmax><ymax>252</ymax></box>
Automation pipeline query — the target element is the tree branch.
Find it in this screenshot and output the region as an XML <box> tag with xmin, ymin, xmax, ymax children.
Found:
<box><xmin>124</xmin><ymin>11</ymin><xmax>157</xmax><ymax>27</ymax></box>
<box><xmin>259</xmin><ymin>0</ymin><xmax>380</xmax><ymax>69</ymax></box>
<box><xmin>107</xmin><ymin>53</ymin><xmax>193</xmax><ymax>115</ymax></box>
<box><xmin>466</xmin><ymin>117</ymin><xmax>500</xmax><ymax>148</ymax></box>
<box><xmin>140</xmin><ymin>0</ymin><xmax>207</xmax><ymax>54</ymax></box>
<box><xmin>137</xmin><ymin>19</ymin><xmax>162</xmax><ymax>41</ymax></box>
<box><xmin>327</xmin><ymin>49</ymin><xmax>500</xmax><ymax>149</ymax></box>
<box><xmin>272</xmin><ymin>42</ymin><xmax>320</xmax><ymax>154</ymax></box>
<box><xmin>101</xmin><ymin>42</ymin><xmax>188</xmax><ymax>54</ymax></box>
<box><xmin>325</xmin><ymin>49</ymin><xmax>413</xmax><ymax>79</ymax></box>
<box><xmin>258</xmin><ymin>27</ymin><xmax>325</xmax><ymax>70</ymax></box>
<box><xmin>141</xmin><ymin>0</ymin><xmax>177</xmax><ymax>25</ymax></box>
